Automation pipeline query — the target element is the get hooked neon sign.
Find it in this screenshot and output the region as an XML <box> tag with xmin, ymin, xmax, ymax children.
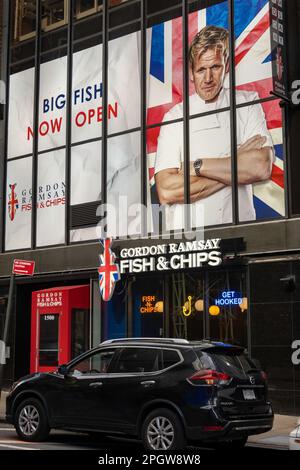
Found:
<box><xmin>215</xmin><ymin>291</ymin><xmax>243</xmax><ymax>307</ymax></box>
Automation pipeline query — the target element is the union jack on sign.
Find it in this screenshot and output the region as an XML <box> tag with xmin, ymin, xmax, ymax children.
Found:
<box><xmin>98</xmin><ymin>239</ymin><xmax>120</xmax><ymax>302</ymax></box>
<box><xmin>147</xmin><ymin>0</ymin><xmax>284</xmax><ymax>220</ymax></box>
<box><xmin>8</xmin><ymin>183</ymin><xmax>19</xmax><ymax>222</ymax></box>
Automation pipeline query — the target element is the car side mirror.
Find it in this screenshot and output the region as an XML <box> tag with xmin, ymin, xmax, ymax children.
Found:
<box><xmin>58</xmin><ymin>364</ymin><xmax>69</xmax><ymax>377</ymax></box>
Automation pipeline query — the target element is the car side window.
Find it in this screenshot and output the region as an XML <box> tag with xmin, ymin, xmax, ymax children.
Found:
<box><xmin>68</xmin><ymin>350</ymin><xmax>115</xmax><ymax>377</ymax></box>
<box><xmin>113</xmin><ymin>348</ymin><xmax>162</xmax><ymax>374</ymax></box>
<box><xmin>162</xmin><ymin>349</ymin><xmax>180</xmax><ymax>369</ymax></box>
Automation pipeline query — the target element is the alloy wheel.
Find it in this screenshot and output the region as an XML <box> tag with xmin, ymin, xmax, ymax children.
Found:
<box><xmin>18</xmin><ymin>405</ymin><xmax>40</xmax><ymax>437</ymax></box>
<box><xmin>147</xmin><ymin>416</ymin><xmax>175</xmax><ymax>450</ymax></box>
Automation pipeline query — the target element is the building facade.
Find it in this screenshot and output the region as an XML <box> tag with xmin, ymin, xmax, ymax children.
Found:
<box><xmin>0</xmin><ymin>0</ymin><xmax>300</xmax><ymax>415</ymax></box>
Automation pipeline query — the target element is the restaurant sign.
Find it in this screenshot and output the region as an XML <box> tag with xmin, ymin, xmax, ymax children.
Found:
<box><xmin>119</xmin><ymin>239</ymin><xmax>223</xmax><ymax>274</ymax></box>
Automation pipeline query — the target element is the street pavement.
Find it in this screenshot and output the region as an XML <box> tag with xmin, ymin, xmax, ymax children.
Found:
<box><xmin>0</xmin><ymin>422</ymin><xmax>284</xmax><ymax>451</ymax></box>
<box><xmin>0</xmin><ymin>422</ymin><xmax>145</xmax><ymax>451</ymax></box>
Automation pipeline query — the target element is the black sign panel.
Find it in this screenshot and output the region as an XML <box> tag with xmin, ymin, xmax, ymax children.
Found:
<box><xmin>269</xmin><ymin>0</ymin><xmax>289</xmax><ymax>100</ymax></box>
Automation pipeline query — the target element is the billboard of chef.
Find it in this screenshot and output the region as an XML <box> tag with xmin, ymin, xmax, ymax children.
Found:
<box><xmin>154</xmin><ymin>26</ymin><xmax>274</xmax><ymax>229</ymax></box>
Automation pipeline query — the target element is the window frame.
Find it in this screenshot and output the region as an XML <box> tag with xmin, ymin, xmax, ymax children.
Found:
<box><xmin>41</xmin><ymin>0</ymin><xmax>69</xmax><ymax>32</ymax></box>
<box><xmin>75</xmin><ymin>0</ymin><xmax>102</xmax><ymax>20</ymax></box>
<box><xmin>14</xmin><ymin>0</ymin><xmax>69</xmax><ymax>42</ymax></box>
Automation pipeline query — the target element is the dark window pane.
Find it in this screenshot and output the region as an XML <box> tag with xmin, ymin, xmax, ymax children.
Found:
<box><xmin>69</xmin><ymin>350</ymin><xmax>115</xmax><ymax>375</ymax></box>
<box><xmin>39</xmin><ymin>314</ymin><xmax>59</xmax><ymax>366</ymax></box>
<box><xmin>41</xmin><ymin>0</ymin><xmax>67</xmax><ymax>31</ymax></box>
<box><xmin>205</xmin><ymin>351</ymin><xmax>257</xmax><ymax>376</ymax></box>
<box><xmin>250</xmin><ymin>262</ymin><xmax>292</xmax><ymax>303</ymax></box>
<box><xmin>162</xmin><ymin>349</ymin><xmax>180</xmax><ymax>368</ymax></box>
<box><xmin>14</xmin><ymin>0</ymin><xmax>36</xmax><ymax>42</ymax></box>
<box><xmin>114</xmin><ymin>348</ymin><xmax>161</xmax><ymax>373</ymax></box>
<box><xmin>71</xmin><ymin>309</ymin><xmax>90</xmax><ymax>359</ymax></box>
<box><xmin>251</xmin><ymin>346</ymin><xmax>294</xmax><ymax>391</ymax></box>
<box><xmin>251</xmin><ymin>303</ymin><xmax>292</xmax><ymax>347</ymax></box>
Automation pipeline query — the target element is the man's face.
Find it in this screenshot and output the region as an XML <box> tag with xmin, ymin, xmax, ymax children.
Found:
<box><xmin>190</xmin><ymin>47</ymin><xmax>228</xmax><ymax>103</ymax></box>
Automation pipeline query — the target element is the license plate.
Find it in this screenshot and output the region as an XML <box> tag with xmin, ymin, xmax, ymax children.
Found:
<box><xmin>243</xmin><ymin>389</ymin><xmax>256</xmax><ymax>400</ymax></box>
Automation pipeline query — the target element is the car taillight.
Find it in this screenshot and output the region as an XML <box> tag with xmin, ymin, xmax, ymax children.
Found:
<box><xmin>187</xmin><ymin>369</ymin><xmax>232</xmax><ymax>386</ymax></box>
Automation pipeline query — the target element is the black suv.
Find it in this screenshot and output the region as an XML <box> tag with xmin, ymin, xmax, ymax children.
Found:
<box><xmin>6</xmin><ymin>338</ymin><xmax>274</xmax><ymax>450</ymax></box>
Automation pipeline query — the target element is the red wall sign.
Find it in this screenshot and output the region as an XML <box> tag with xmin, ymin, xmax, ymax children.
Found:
<box><xmin>12</xmin><ymin>259</ymin><xmax>35</xmax><ymax>276</ymax></box>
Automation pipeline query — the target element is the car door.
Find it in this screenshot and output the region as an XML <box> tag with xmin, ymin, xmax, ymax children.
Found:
<box><xmin>58</xmin><ymin>347</ymin><xmax>119</xmax><ymax>429</ymax></box>
<box><xmin>99</xmin><ymin>347</ymin><xmax>164</xmax><ymax>431</ymax></box>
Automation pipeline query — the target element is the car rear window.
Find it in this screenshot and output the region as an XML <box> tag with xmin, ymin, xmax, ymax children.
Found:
<box><xmin>196</xmin><ymin>348</ymin><xmax>258</xmax><ymax>376</ymax></box>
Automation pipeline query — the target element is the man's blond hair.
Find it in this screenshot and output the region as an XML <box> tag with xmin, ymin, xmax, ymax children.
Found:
<box><xmin>189</xmin><ymin>26</ymin><xmax>229</xmax><ymax>70</ymax></box>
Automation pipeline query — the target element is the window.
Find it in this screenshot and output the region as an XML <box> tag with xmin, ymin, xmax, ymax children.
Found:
<box><xmin>69</xmin><ymin>349</ymin><xmax>115</xmax><ymax>376</ymax></box>
<box><xmin>14</xmin><ymin>0</ymin><xmax>36</xmax><ymax>42</ymax></box>
<box><xmin>41</xmin><ymin>0</ymin><xmax>68</xmax><ymax>32</ymax></box>
<box><xmin>39</xmin><ymin>314</ymin><xmax>59</xmax><ymax>367</ymax></box>
<box><xmin>71</xmin><ymin>308</ymin><xmax>90</xmax><ymax>359</ymax></box>
<box><xmin>75</xmin><ymin>0</ymin><xmax>102</xmax><ymax>19</ymax></box>
<box><xmin>75</xmin><ymin>0</ymin><xmax>130</xmax><ymax>20</ymax></box>
<box><xmin>162</xmin><ymin>349</ymin><xmax>180</xmax><ymax>369</ymax></box>
<box><xmin>114</xmin><ymin>347</ymin><xmax>162</xmax><ymax>373</ymax></box>
<box><xmin>14</xmin><ymin>0</ymin><xmax>68</xmax><ymax>41</ymax></box>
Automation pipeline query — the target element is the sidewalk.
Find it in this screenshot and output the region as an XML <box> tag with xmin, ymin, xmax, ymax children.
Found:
<box><xmin>247</xmin><ymin>414</ymin><xmax>299</xmax><ymax>449</ymax></box>
<box><xmin>0</xmin><ymin>390</ymin><xmax>8</xmax><ymax>422</ymax></box>
<box><xmin>0</xmin><ymin>389</ymin><xmax>298</xmax><ymax>449</ymax></box>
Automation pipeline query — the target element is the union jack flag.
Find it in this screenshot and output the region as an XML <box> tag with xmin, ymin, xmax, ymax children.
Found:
<box><xmin>98</xmin><ymin>239</ymin><xmax>120</xmax><ymax>302</ymax></box>
<box><xmin>147</xmin><ymin>0</ymin><xmax>284</xmax><ymax>220</ymax></box>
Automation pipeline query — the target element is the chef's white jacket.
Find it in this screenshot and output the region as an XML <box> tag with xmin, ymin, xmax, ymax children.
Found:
<box><xmin>154</xmin><ymin>87</ymin><xmax>274</xmax><ymax>229</ymax></box>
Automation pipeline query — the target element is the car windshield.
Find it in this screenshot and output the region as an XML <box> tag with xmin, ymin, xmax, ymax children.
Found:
<box><xmin>196</xmin><ymin>348</ymin><xmax>258</xmax><ymax>376</ymax></box>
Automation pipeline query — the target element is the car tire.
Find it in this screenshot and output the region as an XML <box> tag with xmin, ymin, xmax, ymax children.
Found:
<box><xmin>142</xmin><ymin>408</ymin><xmax>186</xmax><ymax>451</ymax></box>
<box><xmin>14</xmin><ymin>398</ymin><xmax>50</xmax><ymax>442</ymax></box>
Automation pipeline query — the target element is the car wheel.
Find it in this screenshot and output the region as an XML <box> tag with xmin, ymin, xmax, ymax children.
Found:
<box><xmin>142</xmin><ymin>408</ymin><xmax>186</xmax><ymax>451</ymax></box>
<box><xmin>14</xmin><ymin>398</ymin><xmax>50</xmax><ymax>442</ymax></box>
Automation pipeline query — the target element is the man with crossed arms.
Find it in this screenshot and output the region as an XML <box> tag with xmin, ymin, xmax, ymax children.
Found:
<box><xmin>154</xmin><ymin>26</ymin><xmax>274</xmax><ymax>229</ymax></box>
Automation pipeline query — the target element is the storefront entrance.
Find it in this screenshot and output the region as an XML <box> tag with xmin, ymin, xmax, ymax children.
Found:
<box><xmin>130</xmin><ymin>267</ymin><xmax>248</xmax><ymax>349</ymax></box>
<box><xmin>30</xmin><ymin>285</ymin><xmax>90</xmax><ymax>373</ymax></box>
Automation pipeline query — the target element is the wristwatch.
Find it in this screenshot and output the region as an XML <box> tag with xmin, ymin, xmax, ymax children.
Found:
<box><xmin>194</xmin><ymin>159</ymin><xmax>203</xmax><ymax>177</ymax></box>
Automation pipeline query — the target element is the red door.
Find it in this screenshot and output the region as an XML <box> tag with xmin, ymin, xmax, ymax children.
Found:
<box><xmin>30</xmin><ymin>285</ymin><xmax>90</xmax><ymax>374</ymax></box>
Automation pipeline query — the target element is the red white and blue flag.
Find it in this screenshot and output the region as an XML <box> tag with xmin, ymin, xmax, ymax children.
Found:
<box><xmin>98</xmin><ymin>239</ymin><xmax>120</xmax><ymax>302</ymax></box>
<box><xmin>147</xmin><ymin>0</ymin><xmax>284</xmax><ymax>220</ymax></box>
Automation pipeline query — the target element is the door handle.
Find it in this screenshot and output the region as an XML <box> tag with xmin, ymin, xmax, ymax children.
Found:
<box><xmin>140</xmin><ymin>380</ymin><xmax>156</xmax><ymax>387</ymax></box>
<box><xmin>89</xmin><ymin>382</ymin><xmax>103</xmax><ymax>388</ymax></box>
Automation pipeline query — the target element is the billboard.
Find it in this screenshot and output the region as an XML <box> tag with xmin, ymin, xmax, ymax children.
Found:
<box><xmin>147</xmin><ymin>0</ymin><xmax>285</xmax><ymax>230</ymax></box>
<box><xmin>5</xmin><ymin>0</ymin><xmax>285</xmax><ymax>249</ymax></box>
<box><xmin>6</xmin><ymin>31</ymin><xmax>141</xmax><ymax>249</ymax></box>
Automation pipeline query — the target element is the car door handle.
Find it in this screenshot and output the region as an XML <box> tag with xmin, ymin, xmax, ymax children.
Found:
<box><xmin>140</xmin><ymin>380</ymin><xmax>156</xmax><ymax>387</ymax></box>
<box><xmin>89</xmin><ymin>382</ymin><xmax>103</xmax><ymax>389</ymax></box>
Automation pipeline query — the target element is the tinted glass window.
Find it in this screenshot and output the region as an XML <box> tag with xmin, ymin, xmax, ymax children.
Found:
<box><xmin>162</xmin><ymin>349</ymin><xmax>180</xmax><ymax>369</ymax></box>
<box><xmin>69</xmin><ymin>349</ymin><xmax>115</xmax><ymax>376</ymax></box>
<box><xmin>114</xmin><ymin>348</ymin><xmax>162</xmax><ymax>373</ymax></box>
<box><xmin>39</xmin><ymin>314</ymin><xmax>59</xmax><ymax>367</ymax></box>
<box><xmin>197</xmin><ymin>349</ymin><xmax>257</xmax><ymax>375</ymax></box>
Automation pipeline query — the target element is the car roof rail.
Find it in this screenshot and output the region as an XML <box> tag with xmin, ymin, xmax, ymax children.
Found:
<box><xmin>100</xmin><ymin>337</ymin><xmax>190</xmax><ymax>346</ymax></box>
